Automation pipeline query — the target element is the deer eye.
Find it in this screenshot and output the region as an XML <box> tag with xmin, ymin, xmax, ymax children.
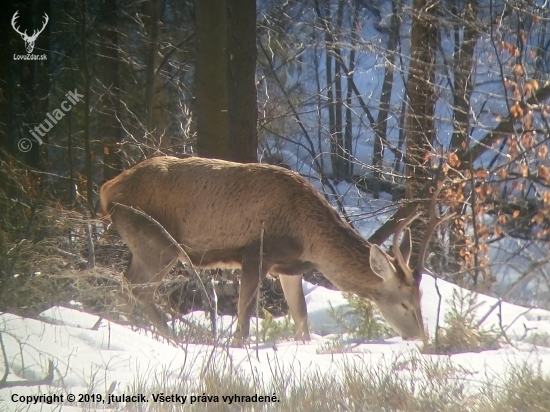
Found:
<box><xmin>401</xmin><ymin>303</ymin><xmax>409</xmax><ymax>310</ymax></box>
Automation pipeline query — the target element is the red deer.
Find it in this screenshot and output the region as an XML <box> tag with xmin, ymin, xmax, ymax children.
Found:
<box><xmin>100</xmin><ymin>156</ymin><xmax>448</xmax><ymax>342</ymax></box>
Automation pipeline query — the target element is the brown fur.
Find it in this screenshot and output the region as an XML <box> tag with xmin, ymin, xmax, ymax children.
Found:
<box><xmin>100</xmin><ymin>156</ymin><xmax>426</xmax><ymax>341</ymax></box>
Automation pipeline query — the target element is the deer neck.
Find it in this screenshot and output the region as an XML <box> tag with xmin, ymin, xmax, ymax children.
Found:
<box><xmin>307</xmin><ymin>220</ymin><xmax>380</xmax><ymax>294</ymax></box>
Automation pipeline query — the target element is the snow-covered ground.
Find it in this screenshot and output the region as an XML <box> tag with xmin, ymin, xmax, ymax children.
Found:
<box><xmin>1</xmin><ymin>273</ymin><xmax>550</xmax><ymax>411</ymax></box>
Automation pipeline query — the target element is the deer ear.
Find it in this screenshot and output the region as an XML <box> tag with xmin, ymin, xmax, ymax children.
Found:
<box><xmin>399</xmin><ymin>228</ymin><xmax>412</xmax><ymax>266</ymax></box>
<box><xmin>370</xmin><ymin>245</ymin><xmax>397</xmax><ymax>282</ymax></box>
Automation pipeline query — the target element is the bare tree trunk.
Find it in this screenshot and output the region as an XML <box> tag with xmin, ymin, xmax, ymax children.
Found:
<box><xmin>195</xmin><ymin>0</ymin><xmax>257</xmax><ymax>163</ymax></box>
<box><xmin>368</xmin><ymin>0</ymin><xmax>438</xmax><ymax>248</ymax></box>
<box><xmin>100</xmin><ymin>0</ymin><xmax>122</xmax><ymax>181</ymax></box>
<box><xmin>392</xmin><ymin>97</ymin><xmax>407</xmax><ymax>200</ymax></box>
<box><xmin>450</xmin><ymin>0</ymin><xmax>479</xmax><ymax>151</ymax></box>
<box><xmin>326</xmin><ymin>49</ymin><xmax>337</xmax><ymax>178</ymax></box>
<box><xmin>314</xmin><ymin>0</ymin><xmax>338</xmax><ymax>179</ymax></box>
<box><xmin>35</xmin><ymin>0</ymin><xmax>51</xmax><ymax>167</ymax></box>
<box><xmin>82</xmin><ymin>8</ymin><xmax>94</xmax><ymax>215</ymax></box>
<box><xmin>195</xmin><ymin>0</ymin><xmax>229</xmax><ymax>160</ymax></box>
<box><xmin>314</xmin><ymin>40</ymin><xmax>325</xmax><ymax>173</ymax></box>
<box><xmin>0</xmin><ymin>2</ymin><xmax>16</xmax><ymax>156</ymax></box>
<box><xmin>448</xmin><ymin>0</ymin><xmax>479</xmax><ymax>277</ymax></box>
<box><xmin>333</xmin><ymin>0</ymin><xmax>345</xmax><ymax>181</ymax></box>
<box><xmin>227</xmin><ymin>0</ymin><xmax>258</xmax><ymax>163</ymax></box>
<box><xmin>143</xmin><ymin>0</ymin><xmax>163</xmax><ymax>148</ymax></box>
<box><xmin>19</xmin><ymin>3</ymin><xmax>51</xmax><ymax>168</ymax></box>
<box><xmin>344</xmin><ymin>0</ymin><xmax>359</xmax><ymax>180</ymax></box>
<box><xmin>373</xmin><ymin>0</ymin><xmax>399</xmax><ymax>198</ymax></box>
<box><xmin>405</xmin><ymin>0</ymin><xmax>439</xmax><ymax>259</ymax></box>
<box><xmin>67</xmin><ymin>111</ymin><xmax>74</xmax><ymax>206</ymax></box>
<box><xmin>406</xmin><ymin>0</ymin><xmax>438</xmax><ymax>195</ymax></box>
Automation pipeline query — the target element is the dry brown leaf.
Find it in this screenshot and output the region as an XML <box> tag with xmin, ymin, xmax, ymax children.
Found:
<box><xmin>475</xmin><ymin>169</ymin><xmax>488</xmax><ymax>179</ymax></box>
<box><xmin>448</xmin><ymin>152</ymin><xmax>461</xmax><ymax>168</ymax></box>
<box><xmin>538</xmin><ymin>165</ymin><xmax>550</xmax><ymax>181</ymax></box>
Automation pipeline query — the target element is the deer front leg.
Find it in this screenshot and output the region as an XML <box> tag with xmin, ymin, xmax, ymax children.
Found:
<box><xmin>279</xmin><ymin>274</ymin><xmax>310</xmax><ymax>341</ymax></box>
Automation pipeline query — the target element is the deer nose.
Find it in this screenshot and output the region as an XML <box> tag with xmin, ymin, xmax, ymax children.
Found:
<box><xmin>403</xmin><ymin>335</ymin><xmax>419</xmax><ymax>341</ymax></box>
<box><xmin>403</xmin><ymin>335</ymin><xmax>422</xmax><ymax>342</ymax></box>
<box><xmin>402</xmin><ymin>329</ymin><xmax>427</xmax><ymax>341</ymax></box>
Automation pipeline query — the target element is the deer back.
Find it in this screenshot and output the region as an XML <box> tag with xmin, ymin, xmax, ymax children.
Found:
<box><xmin>100</xmin><ymin>156</ymin><xmax>346</xmax><ymax>263</ymax></box>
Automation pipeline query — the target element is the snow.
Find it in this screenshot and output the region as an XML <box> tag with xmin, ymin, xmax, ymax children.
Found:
<box><xmin>1</xmin><ymin>273</ymin><xmax>550</xmax><ymax>411</ymax></box>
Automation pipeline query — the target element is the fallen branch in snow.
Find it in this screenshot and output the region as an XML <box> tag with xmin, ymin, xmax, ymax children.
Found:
<box><xmin>475</xmin><ymin>266</ymin><xmax>540</xmax><ymax>330</ymax></box>
<box><xmin>0</xmin><ymin>333</ymin><xmax>54</xmax><ymax>389</ymax></box>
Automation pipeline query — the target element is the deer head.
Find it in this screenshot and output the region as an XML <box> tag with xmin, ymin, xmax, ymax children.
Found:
<box><xmin>368</xmin><ymin>180</ymin><xmax>455</xmax><ymax>340</ymax></box>
<box><xmin>12</xmin><ymin>11</ymin><xmax>49</xmax><ymax>54</ymax></box>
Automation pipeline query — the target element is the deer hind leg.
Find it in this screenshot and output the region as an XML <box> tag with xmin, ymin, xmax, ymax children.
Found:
<box><xmin>125</xmin><ymin>255</ymin><xmax>178</xmax><ymax>336</ymax></box>
<box><xmin>111</xmin><ymin>206</ymin><xmax>179</xmax><ymax>336</ymax></box>
<box><xmin>279</xmin><ymin>274</ymin><xmax>310</xmax><ymax>341</ymax></box>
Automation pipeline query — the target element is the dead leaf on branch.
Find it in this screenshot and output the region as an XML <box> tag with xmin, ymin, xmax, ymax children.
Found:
<box><xmin>538</xmin><ymin>165</ymin><xmax>550</xmax><ymax>182</ymax></box>
<box><xmin>510</xmin><ymin>103</ymin><xmax>524</xmax><ymax>119</ymax></box>
<box><xmin>448</xmin><ymin>152</ymin><xmax>461</xmax><ymax>168</ymax></box>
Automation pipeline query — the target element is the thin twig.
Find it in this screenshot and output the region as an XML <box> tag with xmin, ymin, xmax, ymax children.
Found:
<box><xmin>0</xmin><ymin>333</ymin><xmax>9</xmax><ymax>385</ymax></box>
<box><xmin>434</xmin><ymin>276</ymin><xmax>443</xmax><ymax>351</ymax></box>
<box><xmin>256</xmin><ymin>222</ymin><xmax>265</xmax><ymax>359</ymax></box>
<box><xmin>85</xmin><ymin>210</ymin><xmax>95</xmax><ymax>269</ymax></box>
